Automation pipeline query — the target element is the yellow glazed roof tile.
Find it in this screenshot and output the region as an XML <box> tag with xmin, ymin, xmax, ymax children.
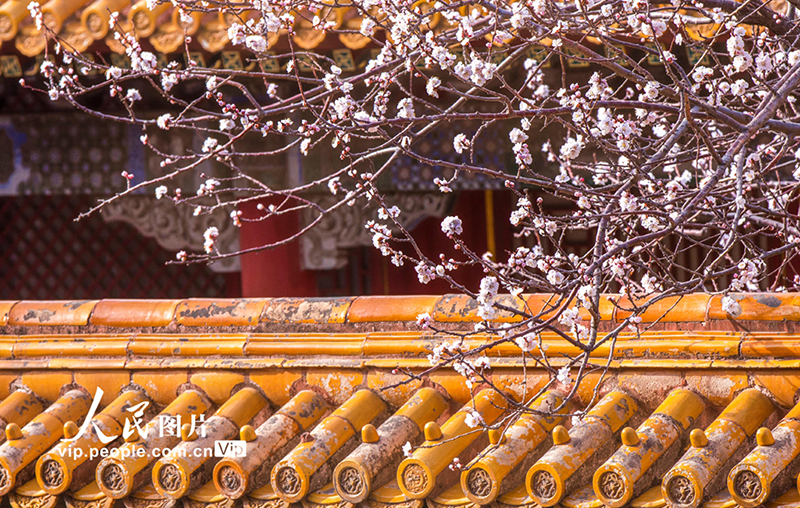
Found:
<box><xmin>0</xmin><ymin>302</ymin><xmax>18</xmax><ymax>327</ymax></box>
<box><xmin>0</xmin><ymin>294</ymin><xmax>797</xmax><ymax>508</ymax></box>
<box><xmin>90</xmin><ymin>300</ymin><xmax>181</xmax><ymax>327</ymax></box>
<box><xmin>261</xmin><ymin>297</ymin><xmax>354</xmax><ymax>324</ymax></box>
<box><xmin>348</xmin><ymin>295</ymin><xmax>441</xmax><ymax>322</ymax></box>
<box><xmin>0</xmin><ymin>359</ymin><xmax>788</xmax><ymax>507</ymax></box>
<box><xmin>175</xmin><ymin>299</ymin><xmax>268</xmax><ymax>327</ymax></box>
<box><xmin>7</xmin><ymin>300</ymin><xmax>99</xmax><ymax>326</ymax></box>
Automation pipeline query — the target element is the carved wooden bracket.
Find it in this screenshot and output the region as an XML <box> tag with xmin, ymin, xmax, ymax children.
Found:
<box><xmin>101</xmin><ymin>196</ymin><xmax>241</xmax><ymax>273</ymax></box>
<box><xmin>300</xmin><ymin>193</ymin><xmax>452</xmax><ymax>270</ymax></box>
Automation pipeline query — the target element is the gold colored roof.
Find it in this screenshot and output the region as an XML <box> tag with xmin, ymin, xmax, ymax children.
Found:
<box><xmin>0</xmin><ymin>0</ymin><xmax>377</xmax><ymax>57</ymax></box>
<box><xmin>0</xmin><ymin>294</ymin><xmax>797</xmax><ymax>508</ymax></box>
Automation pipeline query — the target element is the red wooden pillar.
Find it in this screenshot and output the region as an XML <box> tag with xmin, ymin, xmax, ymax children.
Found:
<box><xmin>238</xmin><ymin>199</ymin><xmax>319</xmax><ymax>297</ymax></box>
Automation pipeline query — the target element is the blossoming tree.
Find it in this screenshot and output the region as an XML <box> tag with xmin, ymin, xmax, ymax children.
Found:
<box><xmin>25</xmin><ymin>0</ymin><xmax>800</xmax><ymax>417</ymax></box>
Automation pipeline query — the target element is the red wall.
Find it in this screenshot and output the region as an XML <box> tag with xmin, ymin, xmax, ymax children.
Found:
<box><xmin>238</xmin><ymin>199</ymin><xmax>319</xmax><ymax>297</ymax></box>
<box><xmin>368</xmin><ymin>191</ymin><xmax>513</xmax><ymax>295</ymax></box>
<box><xmin>239</xmin><ymin>191</ymin><xmax>513</xmax><ymax>297</ymax></box>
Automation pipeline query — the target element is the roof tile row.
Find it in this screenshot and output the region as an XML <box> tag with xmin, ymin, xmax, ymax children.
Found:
<box><xmin>1</xmin><ymin>294</ymin><xmax>800</xmax><ymax>508</ymax></box>
<box><xmin>0</xmin><ymin>380</ymin><xmax>798</xmax><ymax>508</ymax></box>
<box><xmin>2</xmin><ymin>294</ymin><xmax>800</xmax><ymax>328</ymax></box>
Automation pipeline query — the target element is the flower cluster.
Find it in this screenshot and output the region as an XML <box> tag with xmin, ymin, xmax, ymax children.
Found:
<box><xmin>203</xmin><ymin>227</ymin><xmax>219</xmax><ymax>254</ymax></box>
<box><xmin>440</xmin><ymin>216</ymin><xmax>463</xmax><ymax>237</ymax></box>
<box><xmin>477</xmin><ymin>276</ymin><xmax>499</xmax><ymax>320</ymax></box>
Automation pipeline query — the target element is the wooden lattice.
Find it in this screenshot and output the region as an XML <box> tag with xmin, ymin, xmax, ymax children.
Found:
<box><xmin>0</xmin><ymin>196</ymin><xmax>237</xmax><ymax>299</ymax></box>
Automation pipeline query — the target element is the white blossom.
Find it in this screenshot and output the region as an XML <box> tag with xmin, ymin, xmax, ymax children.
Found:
<box><xmin>441</xmin><ymin>216</ymin><xmax>463</xmax><ymax>236</ymax></box>
<box><xmin>426</xmin><ymin>77</ymin><xmax>441</xmax><ymax>98</ymax></box>
<box><xmin>731</xmin><ymin>79</ymin><xmax>749</xmax><ymax>97</ymax></box>
<box><xmin>509</xmin><ymin>128</ymin><xmax>528</xmax><ymax>144</ymax></box>
<box><xmin>478</xmin><ymin>276</ymin><xmax>499</xmax><ymax>304</ymax></box>
<box><xmin>328</xmin><ymin>177</ymin><xmax>341</xmax><ymax>195</ymax></box>
<box><xmin>227</xmin><ymin>23</ymin><xmax>246</xmax><ymax>45</ymax></box>
<box><xmin>513</xmin><ymin>143</ymin><xmax>533</xmax><ymax>166</ymax></box>
<box><xmin>202</xmin><ymin>137</ymin><xmax>219</xmax><ymax>153</ymax></box>
<box><xmin>515</xmin><ymin>333</ymin><xmax>537</xmax><ymax>352</ymax></box>
<box><xmin>619</xmin><ymin>192</ymin><xmax>638</xmax><ymax>212</ymax></box>
<box><xmin>721</xmin><ymin>296</ymin><xmax>741</xmax><ymax>315</ymax></box>
<box><xmin>756</xmin><ymin>53</ymin><xmax>774</xmax><ymax>75</ymax></box>
<box><xmin>643</xmin><ymin>81</ymin><xmax>659</xmax><ymax>101</ymax></box>
<box><xmin>397</xmin><ymin>98</ymin><xmax>415</xmax><ymax>119</ymax></box>
<box><xmin>106</xmin><ymin>66</ymin><xmax>123</xmax><ymax>80</ymax></box>
<box><xmin>360</xmin><ymin>17</ymin><xmax>377</xmax><ymax>36</ymax></box>
<box><xmin>231</xmin><ymin>209</ymin><xmax>242</xmax><ymax>227</ymax></box>
<box><xmin>560</xmin><ymin>136</ymin><xmax>583</xmax><ymax>160</ymax></box>
<box><xmin>434</xmin><ymin>177</ymin><xmax>453</xmax><ymax>193</ymax></box>
<box><xmin>642</xmin><ymin>19</ymin><xmax>667</xmax><ymax>37</ymax></box>
<box><xmin>559</xmin><ymin>307</ymin><xmax>581</xmax><ymax>327</ymax></box>
<box><xmin>476</xmin><ymin>276</ymin><xmax>499</xmax><ymax>320</ymax></box>
<box><xmin>470</xmin><ymin>356</ymin><xmax>491</xmax><ymax>371</ymax></box>
<box><xmin>464</xmin><ymin>408</ymin><xmax>484</xmax><ymax>428</ymax></box>
<box><xmin>453</xmin><ymin>54</ymin><xmax>497</xmax><ymax>87</ymax></box>
<box><xmin>368</xmin><ymin>221</ymin><xmax>392</xmax><ymax>255</ymax></box>
<box><xmin>416</xmin><ymin>262</ymin><xmax>435</xmax><ymax>284</ymax></box>
<box><xmin>577</xmin><ymin>285</ymin><xmax>595</xmax><ymax>307</ymax></box>
<box><xmin>131</xmin><ymin>51</ymin><xmax>157</xmax><ymax>73</ymax></box>
<box><xmin>300</xmin><ymin>138</ymin><xmax>312</xmax><ymax>155</ymax></box>
<box><xmin>203</xmin><ymin>226</ymin><xmax>219</xmax><ymax>253</ymax></box>
<box><xmin>733</xmin><ymin>53</ymin><xmax>753</xmax><ymax>72</ymax></box>
<box><xmin>196</xmin><ymin>178</ymin><xmax>220</xmax><ymax>196</ymax></box>
<box><xmin>454</xmin><ymin>133</ymin><xmax>470</xmax><ymax>154</ymax></box>
<box><xmin>547</xmin><ymin>269</ymin><xmax>564</xmax><ymax>285</ymax></box>
<box><xmin>156</xmin><ymin>114</ymin><xmax>172</xmax><ymax>130</ymax></box>
<box><xmin>378</xmin><ymin>206</ymin><xmax>400</xmax><ymax>220</ymax></box>
<box><xmin>27</xmin><ymin>1</ymin><xmax>42</xmax><ymax>29</ymax></box>
<box><xmin>124</xmin><ymin>88</ymin><xmax>141</xmax><ymax>102</ymax></box>
<box><xmin>556</xmin><ymin>365</ymin><xmax>571</xmax><ymax>384</ymax></box>
<box><xmin>160</xmin><ymin>73</ymin><xmax>178</xmax><ymax>91</ymax></box>
<box><xmin>730</xmin><ymin>258</ymin><xmax>761</xmax><ymax>291</ymax></box>
<box><xmin>332</xmin><ymin>97</ymin><xmax>355</xmax><ymax>119</ymax></box>
<box><xmin>641</xmin><ymin>215</ymin><xmax>661</xmax><ymax>232</ymax></box>
<box><xmin>416</xmin><ymin>312</ymin><xmax>432</xmax><ymax>329</ymax></box>
<box><xmin>245</xmin><ymin>34</ymin><xmax>268</xmax><ymax>53</ymax></box>
<box><xmin>641</xmin><ymin>273</ymin><xmax>661</xmax><ymax>293</ymax></box>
